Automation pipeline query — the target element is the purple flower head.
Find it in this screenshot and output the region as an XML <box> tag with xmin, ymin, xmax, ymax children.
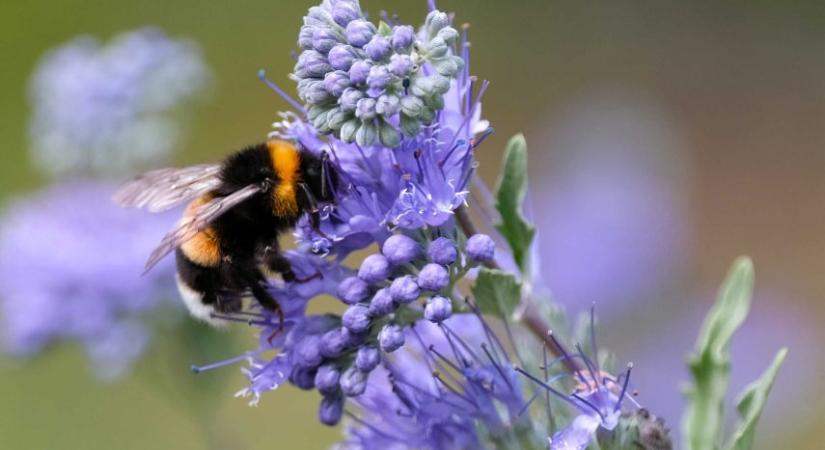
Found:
<box><xmin>424</xmin><ymin>295</ymin><xmax>452</xmax><ymax>322</ymax></box>
<box><xmin>341</xmin><ymin>365</ymin><xmax>368</xmax><ymax>397</ymax></box>
<box><xmin>427</xmin><ymin>236</ymin><xmax>457</xmax><ymax>265</ymax></box>
<box><xmin>319</xmin><ymin>394</ymin><xmax>345</xmax><ymax>426</ymax></box>
<box><xmin>466</xmin><ymin>233</ymin><xmax>496</xmax><ymax>262</ymax></box>
<box><xmin>338</xmin><ymin>276</ymin><xmax>370</xmax><ymax>304</ymax></box>
<box><xmin>355</xmin><ymin>346</ymin><xmax>380</xmax><ymax>373</ymax></box>
<box><xmin>292</xmin><ymin>1</ymin><xmax>469</xmax><ymax>147</ymax></box>
<box><xmin>382</xmin><ymin>234</ymin><xmax>421</xmax><ymax>265</ymax></box>
<box><xmin>368</xmin><ymin>288</ymin><xmax>396</xmax><ymax>317</ymax></box>
<box><xmin>377</xmin><ymin>323</ymin><xmax>404</xmax><ymax>353</ymax></box>
<box><xmin>516</xmin><ymin>310</ymin><xmax>640</xmax><ymax>450</ymax></box>
<box><xmin>315</xmin><ymin>364</ymin><xmax>342</xmax><ymax>395</ymax></box>
<box><xmin>341</xmin><ymin>314</ymin><xmax>527</xmax><ymax>449</ymax></box>
<box><xmin>343</xmin><ymin>304</ymin><xmax>371</xmax><ymax>333</ymax></box>
<box><xmin>0</xmin><ymin>181</ymin><xmax>177</xmax><ymax>378</ymax></box>
<box><xmin>389</xmin><ymin>275</ymin><xmax>420</xmax><ymax>304</ymax></box>
<box><xmin>29</xmin><ymin>27</ymin><xmax>210</xmax><ymax>178</ymax></box>
<box><xmin>358</xmin><ymin>254</ymin><xmax>390</xmax><ymax>283</ymax></box>
<box><xmin>417</xmin><ymin>263</ymin><xmax>450</xmax><ymax>291</ymax></box>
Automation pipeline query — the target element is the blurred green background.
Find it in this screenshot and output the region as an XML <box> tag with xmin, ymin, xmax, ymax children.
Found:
<box><xmin>0</xmin><ymin>0</ymin><xmax>823</xmax><ymax>449</ymax></box>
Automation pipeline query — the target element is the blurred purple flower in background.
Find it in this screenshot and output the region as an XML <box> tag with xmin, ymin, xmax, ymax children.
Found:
<box><xmin>0</xmin><ymin>27</ymin><xmax>210</xmax><ymax>378</ymax></box>
<box><xmin>530</xmin><ymin>90</ymin><xmax>692</xmax><ymax>312</ymax></box>
<box><xmin>28</xmin><ymin>27</ymin><xmax>209</xmax><ymax>177</ymax></box>
<box><xmin>0</xmin><ymin>181</ymin><xmax>177</xmax><ymax>378</ymax></box>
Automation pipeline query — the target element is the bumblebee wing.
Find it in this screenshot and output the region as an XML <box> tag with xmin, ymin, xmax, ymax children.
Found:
<box><xmin>114</xmin><ymin>164</ymin><xmax>223</xmax><ymax>212</ymax></box>
<box><xmin>143</xmin><ymin>184</ymin><xmax>263</xmax><ymax>272</ymax></box>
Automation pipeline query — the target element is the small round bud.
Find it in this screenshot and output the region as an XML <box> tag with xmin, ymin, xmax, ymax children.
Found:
<box><xmin>417</xmin><ymin>263</ymin><xmax>450</xmax><ymax>291</ymax></box>
<box><xmin>341</xmin><ymin>327</ymin><xmax>368</xmax><ymax>348</ymax></box>
<box><xmin>339</xmin><ymin>87</ymin><xmax>364</xmax><ymax>112</ymax></box>
<box><xmin>290</xmin><ymin>365</ymin><xmax>317</xmax><ymax>390</ymax></box>
<box><xmin>391</xmin><ymin>25</ymin><xmax>415</xmax><ymax>50</ymax></box>
<box><xmin>378</xmin><ymin>323</ymin><xmax>405</xmax><ymax>352</ymax></box>
<box><xmin>364</xmin><ymin>35</ymin><xmax>391</xmax><ymax>61</ymax></box>
<box><xmin>338</xmin><ymin>276</ymin><xmax>369</xmax><ymax>304</ymax></box>
<box><xmin>368</xmin><ymin>287</ymin><xmax>396</xmax><ymax>316</ymax></box>
<box><xmin>388</xmin><ymin>54</ymin><xmax>414</xmax><ymax>77</ymax></box>
<box><xmin>466</xmin><ymin>234</ymin><xmax>496</xmax><ymax>262</ymax></box>
<box><xmin>355</xmin><ymin>97</ymin><xmax>377</xmax><ymax>121</ymax></box>
<box><xmin>358</xmin><ymin>254</ymin><xmax>390</xmax><ymax>283</ymax></box>
<box><xmin>314</xmin><ymin>365</ymin><xmax>341</xmax><ymax>395</ymax></box>
<box><xmin>400</xmin><ymin>95</ymin><xmax>426</xmax><ymax>118</ymax></box>
<box><xmin>424</xmin><ymin>295</ymin><xmax>453</xmax><ymax>322</ymax></box>
<box><xmin>366</xmin><ymin>65</ymin><xmax>391</xmax><ymax>96</ymax></box>
<box><xmin>340</xmin><ymin>366</ymin><xmax>367</xmax><ymax>397</ymax></box>
<box><xmin>332</xmin><ymin>2</ymin><xmax>360</xmax><ymax>26</ymax></box>
<box><xmin>345</xmin><ymin>19</ymin><xmax>376</xmax><ymax>48</ymax></box>
<box><xmin>320</xmin><ymin>327</ymin><xmax>348</xmax><ymax>358</ymax></box>
<box><xmin>382</xmin><ymin>234</ymin><xmax>421</xmax><ymax>265</ymax></box>
<box><xmin>355</xmin><ymin>346</ymin><xmax>380</xmax><ymax>372</ymax></box>
<box><xmin>298</xmin><ymin>25</ymin><xmax>315</xmax><ymax>50</ymax></box>
<box><xmin>389</xmin><ymin>275</ymin><xmax>420</xmax><ymax>304</ymax></box>
<box><xmin>328</xmin><ymin>44</ymin><xmax>358</xmax><ymax>71</ymax></box>
<box><xmin>375</xmin><ymin>94</ymin><xmax>401</xmax><ymax>116</ymax></box>
<box><xmin>295</xmin><ymin>334</ymin><xmax>323</xmax><ymax>368</ymax></box>
<box><xmin>295</xmin><ymin>50</ymin><xmax>332</xmax><ymax>79</ymax></box>
<box><xmin>319</xmin><ymin>395</ymin><xmax>344</xmax><ymax>426</ymax></box>
<box><xmin>348</xmin><ymin>60</ymin><xmax>372</xmax><ymax>84</ymax></box>
<box><xmin>312</xmin><ymin>28</ymin><xmax>340</xmax><ymax>54</ymax></box>
<box><xmin>323</xmin><ymin>70</ymin><xmax>351</xmax><ymax>97</ymax></box>
<box><xmin>427</xmin><ymin>237</ymin><xmax>457</xmax><ymax>265</ymax></box>
<box><xmin>342</xmin><ymin>304</ymin><xmax>371</xmax><ymax>333</ymax></box>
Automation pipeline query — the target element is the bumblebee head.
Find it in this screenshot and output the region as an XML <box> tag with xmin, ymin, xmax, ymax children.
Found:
<box><xmin>299</xmin><ymin>149</ymin><xmax>337</xmax><ymax>204</ymax></box>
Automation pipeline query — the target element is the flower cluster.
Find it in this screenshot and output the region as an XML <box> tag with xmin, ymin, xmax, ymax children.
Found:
<box><xmin>28</xmin><ymin>27</ymin><xmax>209</xmax><ymax>177</ymax></box>
<box><xmin>0</xmin><ymin>28</ymin><xmax>210</xmax><ymax>378</ymax></box>
<box><xmin>293</xmin><ymin>0</ymin><xmax>465</xmax><ymax>147</ymax></box>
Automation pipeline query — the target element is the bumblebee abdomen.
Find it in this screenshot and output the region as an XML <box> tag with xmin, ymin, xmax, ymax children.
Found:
<box><xmin>267</xmin><ymin>140</ymin><xmax>301</xmax><ymax>217</ymax></box>
<box><xmin>179</xmin><ymin>194</ymin><xmax>222</xmax><ymax>267</ymax></box>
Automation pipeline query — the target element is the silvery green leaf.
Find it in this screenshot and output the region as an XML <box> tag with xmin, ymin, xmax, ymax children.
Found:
<box><xmin>471</xmin><ymin>267</ymin><xmax>521</xmax><ymax>320</ymax></box>
<box><xmin>726</xmin><ymin>348</ymin><xmax>788</xmax><ymax>450</ymax></box>
<box><xmin>682</xmin><ymin>256</ymin><xmax>754</xmax><ymax>450</ymax></box>
<box><xmin>494</xmin><ymin>134</ymin><xmax>536</xmax><ymax>273</ymax></box>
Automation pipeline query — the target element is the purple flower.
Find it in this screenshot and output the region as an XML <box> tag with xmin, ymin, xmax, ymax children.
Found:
<box><xmin>388</xmin><ymin>54</ymin><xmax>414</xmax><ymax>77</ymax></box>
<box><xmin>338</xmin><ymin>276</ymin><xmax>369</xmax><ymax>304</ymax></box>
<box><xmin>28</xmin><ymin>27</ymin><xmax>210</xmax><ymax>178</ymax></box>
<box><xmin>428</xmin><ymin>236</ymin><xmax>457</xmax><ymax>265</ymax></box>
<box><xmin>312</xmin><ymin>28</ymin><xmax>340</xmax><ymax>54</ymax></box>
<box><xmin>424</xmin><ymin>295</ymin><xmax>452</xmax><ymax>322</ymax></box>
<box><xmin>389</xmin><ymin>275</ymin><xmax>420</xmax><ymax>304</ymax></box>
<box><xmin>342</xmin><ymin>305</ymin><xmax>371</xmax><ymax>333</ymax></box>
<box><xmin>366</xmin><ymin>65</ymin><xmax>392</xmax><ymax>97</ymax></box>
<box><xmin>320</xmin><ymin>327</ymin><xmax>348</xmax><ymax>358</ymax></box>
<box><xmin>377</xmin><ymin>323</ymin><xmax>404</xmax><ymax>352</ymax></box>
<box><xmin>348</xmin><ymin>59</ymin><xmax>372</xmax><ymax>85</ymax></box>
<box><xmin>358</xmin><ymin>254</ymin><xmax>390</xmax><ymax>283</ymax></box>
<box><xmin>466</xmin><ymin>233</ymin><xmax>496</xmax><ymax>262</ymax></box>
<box><xmin>295</xmin><ymin>50</ymin><xmax>332</xmax><ymax>79</ymax></box>
<box><xmin>323</xmin><ymin>70</ymin><xmax>351</xmax><ymax>97</ymax></box>
<box><xmin>328</xmin><ymin>44</ymin><xmax>358</xmax><ymax>71</ymax></box>
<box><xmin>0</xmin><ymin>181</ymin><xmax>177</xmax><ymax>378</ymax></box>
<box><xmin>391</xmin><ymin>25</ymin><xmax>415</xmax><ymax>50</ymax></box>
<box><xmin>382</xmin><ymin>234</ymin><xmax>421</xmax><ymax>265</ymax></box>
<box><xmin>332</xmin><ymin>1</ymin><xmax>360</xmax><ymax>26</ymax></box>
<box><xmin>364</xmin><ymin>36</ymin><xmax>391</xmax><ymax>61</ymax></box>
<box><xmin>417</xmin><ymin>263</ymin><xmax>450</xmax><ymax>291</ymax></box>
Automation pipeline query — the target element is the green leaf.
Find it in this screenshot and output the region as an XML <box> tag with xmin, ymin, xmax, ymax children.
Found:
<box><xmin>471</xmin><ymin>267</ymin><xmax>521</xmax><ymax>319</ymax></box>
<box><xmin>494</xmin><ymin>134</ymin><xmax>535</xmax><ymax>273</ymax></box>
<box><xmin>726</xmin><ymin>348</ymin><xmax>788</xmax><ymax>450</ymax></box>
<box><xmin>682</xmin><ymin>256</ymin><xmax>755</xmax><ymax>450</ymax></box>
<box><xmin>378</xmin><ymin>20</ymin><xmax>392</xmax><ymax>36</ymax></box>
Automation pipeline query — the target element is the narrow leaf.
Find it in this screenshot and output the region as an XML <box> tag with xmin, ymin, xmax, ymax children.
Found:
<box><xmin>727</xmin><ymin>348</ymin><xmax>788</xmax><ymax>450</ymax></box>
<box><xmin>471</xmin><ymin>267</ymin><xmax>521</xmax><ymax>319</ymax></box>
<box><xmin>494</xmin><ymin>134</ymin><xmax>535</xmax><ymax>273</ymax></box>
<box><xmin>682</xmin><ymin>256</ymin><xmax>755</xmax><ymax>450</ymax></box>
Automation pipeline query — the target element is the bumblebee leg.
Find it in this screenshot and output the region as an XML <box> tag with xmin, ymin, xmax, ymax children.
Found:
<box><xmin>268</xmin><ymin>251</ymin><xmax>322</xmax><ymax>284</ymax></box>
<box><xmin>298</xmin><ymin>182</ymin><xmax>330</xmax><ymax>239</ymax></box>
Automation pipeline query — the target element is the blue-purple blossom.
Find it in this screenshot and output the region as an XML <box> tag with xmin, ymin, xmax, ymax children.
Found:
<box><xmin>466</xmin><ymin>233</ymin><xmax>496</xmax><ymax>262</ymax></box>
<box><xmin>355</xmin><ymin>346</ymin><xmax>380</xmax><ymax>372</ymax></box>
<box><xmin>382</xmin><ymin>234</ymin><xmax>422</xmax><ymax>265</ymax></box>
<box><xmin>341</xmin><ymin>314</ymin><xmax>528</xmax><ymax>449</ymax></box>
<box><xmin>29</xmin><ymin>27</ymin><xmax>209</xmax><ymax>177</ymax></box>
<box><xmin>367</xmin><ymin>288</ymin><xmax>396</xmax><ymax>316</ymax></box>
<box><xmin>315</xmin><ymin>364</ymin><xmax>342</xmax><ymax>395</ymax></box>
<box><xmin>0</xmin><ymin>181</ymin><xmax>177</xmax><ymax>378</ymax></box>
<box><xmin>342</xmin><ymin>305</ymin><xmax>371</xmax><ymax>333</ymax></box>
<box><xmin>358</xmin><ymin>254</ymin><xmax>391</xmax><ymax>283</ymax></box>
<box><xmin>341</xmin><ymin>366</ymin><xmax>368</xmax><ymax>396</ymax></box>
<box><xmin>320</xmin><ymin>394</ymin><xmax>345</xmax><ymax>426</ymax></box>
<box><xmin>338</xmin><ymin>276</ymin><xmax>370</xmax><ymax>304</ymax></box>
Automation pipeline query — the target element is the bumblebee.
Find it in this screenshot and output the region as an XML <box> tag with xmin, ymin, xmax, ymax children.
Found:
<box><xmin>115</xmin><ymin>140</ymin><xmax>336</xmax><ymax>326</ymax></box>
